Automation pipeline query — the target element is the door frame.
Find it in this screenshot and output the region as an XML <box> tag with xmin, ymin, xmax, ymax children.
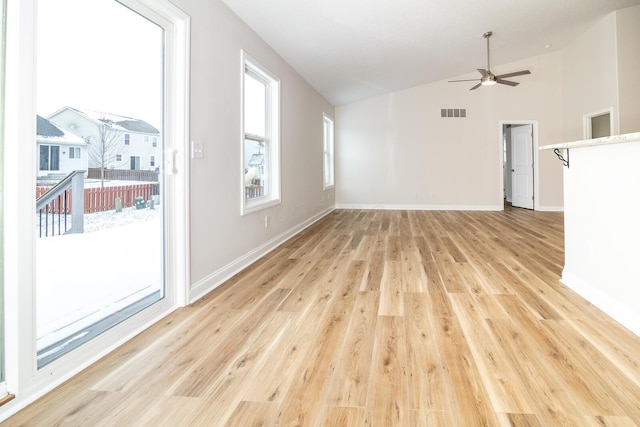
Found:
<box><xmin>498</xmin><ymin>120</ymin><xmax>539</xmax><ymax>210</ymax></box>
<box><xmin>2</xmin><ymin>0</ymin><xmax>190</xmax><ymax>419</ymax></box>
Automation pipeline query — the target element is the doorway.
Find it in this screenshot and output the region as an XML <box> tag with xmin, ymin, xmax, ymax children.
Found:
<box><xmin>501</xmin><ymin>122</ymin><xmax>536</xmax><ymax>210</ymax></box>
<box><xmin>584</xmin><ymin>108</ymin><xmax>613</xmax><ymax>139</ymax></box>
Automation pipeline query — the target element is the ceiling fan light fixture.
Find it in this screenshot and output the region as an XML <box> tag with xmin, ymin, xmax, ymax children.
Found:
<box><xmin>481</xmin><ymin>75</ymin><xmax>496</xmax><ymax>86</ymax></box>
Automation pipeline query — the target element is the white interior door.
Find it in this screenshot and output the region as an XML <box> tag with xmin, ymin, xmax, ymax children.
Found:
<box><xmin>511</xmin><ymin>124</ymin><xmax>534</xmax><ymax>209</ymax></box>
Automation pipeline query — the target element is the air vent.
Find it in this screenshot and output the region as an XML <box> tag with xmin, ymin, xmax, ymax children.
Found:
<box><xmin>441</xmin><ymin>108</ymin><xmax>466</xmax><ymax>118</ymax></box>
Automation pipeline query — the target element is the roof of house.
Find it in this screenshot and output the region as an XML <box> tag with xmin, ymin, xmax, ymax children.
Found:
<box><xmin>48</xmin><ymin>106</ymin><xmax>160</xmax><ymax>135</ymax></box>
<box><xmin>84</xmin><ymin>109</ymin><xmax>160</xmax><ymax>134</ymax></box>
<box><xmin>36</xmin><ymin>115</ymin><xmax>86</xmax><ymax>144</ymax></box>
<box><xmin>37</xmin><ymin>115</ymin><xmax>65</xmax><ymax>137</ymax></box>
<box><xmin>112</xmin><ymin>119</ymin><xmax>159</xmax><ymax>134</ymax></box>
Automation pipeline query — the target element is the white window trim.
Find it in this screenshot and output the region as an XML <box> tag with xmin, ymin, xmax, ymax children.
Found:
<box><xmin>323</xmin><ymin>113</ymin><xmax>335</xmax><ymax>190</ymax></box>
<box><xmin>240</xmin><ymin>50</ymin><xmax>281</xmax><ymax>216</ymax></box>
<box><xmin>1</xmin><ymin>0</ymin><xmax>190</xmax><ymax>419</ymax></box>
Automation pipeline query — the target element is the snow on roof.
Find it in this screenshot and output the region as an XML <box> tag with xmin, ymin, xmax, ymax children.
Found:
<box><xmin>83</xmin><ymin>109</ymin><xmax>160</xmax><ymax>134</ymax></box>
<box><xmin>36</xmin><ymin>115</ymin><xmax>86</xmax><ymax>144</ymax></box>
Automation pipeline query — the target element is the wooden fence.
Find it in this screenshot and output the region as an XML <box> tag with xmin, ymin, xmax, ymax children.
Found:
<box><xmin>36</xmin><ymin>183</ymin><xmax>158</xmax><ymax>214</ymax></box>
<box><xmin>87</xmin><ymin>168</ymin><xmax>159</xmax><ymax>182</ymax></box>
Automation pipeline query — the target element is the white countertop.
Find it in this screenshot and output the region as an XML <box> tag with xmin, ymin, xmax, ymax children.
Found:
<box><xmin>539</xmin><ymin>131</ymin><xmax>640</xmax><ymax>150</ymax></box>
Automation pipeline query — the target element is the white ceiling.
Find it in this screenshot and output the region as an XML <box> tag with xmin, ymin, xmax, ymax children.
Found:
<box><xmin>221</xmin><ymin>0</ymin><xmax>640</xmax><ymax>106</ymax></box>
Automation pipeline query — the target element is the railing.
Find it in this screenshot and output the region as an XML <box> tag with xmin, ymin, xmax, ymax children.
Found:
<box><xmin>245</xmin><ymin>185</ymin><xmax>264</xmax><ymax>199</ymax></box>
<box><xmin>36</xmin><ymin>170</ymin><xmax>85</xmax><ymax>237</ymax></box>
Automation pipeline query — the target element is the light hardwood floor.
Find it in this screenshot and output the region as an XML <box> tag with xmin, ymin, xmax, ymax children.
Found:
<box><xmin>5</xmin><ymin>208</ymin><xmax>640</xmax><ymax>426</ymax></box>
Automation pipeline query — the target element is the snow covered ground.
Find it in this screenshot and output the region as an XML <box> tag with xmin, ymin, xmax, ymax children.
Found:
<box><xmin>35</xmin><ymin>204</ymin><xmax>163</xmax><ymax>352</ymax></box>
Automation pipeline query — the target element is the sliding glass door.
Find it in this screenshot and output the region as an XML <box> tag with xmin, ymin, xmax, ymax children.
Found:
<box><xmin>35</xmin><ymin>0</ymin><xmax>166</xmax><ymax>367</ymax></box>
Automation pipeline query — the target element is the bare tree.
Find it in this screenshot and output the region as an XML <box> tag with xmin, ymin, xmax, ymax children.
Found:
<box><xmin>88</xmin><ymin>117</ymin><xmax>123</xmax><ymax>188</ymax></box>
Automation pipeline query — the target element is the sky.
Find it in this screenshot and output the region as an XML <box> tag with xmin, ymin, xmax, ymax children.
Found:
<box><xmin>37</xmin><ymin>0</ymin><xmax>164</xmax><ymax>128</ymax></box>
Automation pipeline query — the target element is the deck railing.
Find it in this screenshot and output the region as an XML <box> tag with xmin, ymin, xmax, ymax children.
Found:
<box><xmin>35</xmin><ymin>170</ymin><xmax>85</xmax><ymax>237</ymax></box>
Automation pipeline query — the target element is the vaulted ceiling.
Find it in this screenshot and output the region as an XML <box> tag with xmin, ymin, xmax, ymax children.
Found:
<box><xmin>221</xmin><ymin>0</ymin><xmax>640</xmax><ymax>106</ymax></box>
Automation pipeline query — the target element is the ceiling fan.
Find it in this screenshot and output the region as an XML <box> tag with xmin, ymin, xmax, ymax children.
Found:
<box><xmin>449</xmin><ymin>31</ymin><xmax>531</xmax><ymax>90</ymax></box>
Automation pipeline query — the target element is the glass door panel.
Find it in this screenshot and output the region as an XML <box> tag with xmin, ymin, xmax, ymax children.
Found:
<box><xmin>35</xmin><ymin>0</ymin><xmax>165</xmax><ymax>367</ymax></box>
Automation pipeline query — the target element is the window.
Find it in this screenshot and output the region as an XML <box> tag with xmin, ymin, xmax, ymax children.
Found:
<box><xmin>116</xmin><ymin>154</ymin><xmax>122</xmax><ymax>162</ymax></box>
<box><xmin>152</xmin><ymin>136</ymin><xmax>157</xmax><ymax>147</ymax></box>
<box><xmin>39</xmin><ymin>145</ymin><xmax>59</xmax><ymax>171</ymax></box>
<box><xmin>323</xmin><ymin>114</ymin><xmax>334</xmax><ymax>188</ymax></box>
<box><xmin>69</xmin><ymin>147</ymin><xmax>80</xmax><ymax>159</ymax></box>
<box><xmin>144</xmin><ymin>135</ymin><xmax>149</xmax><ymax>142</ymax></box>
<box><xmin>242</xmin><ymin>51</ymin><xmax>280</xmax><ymax>214</ymax></box>
<box><xmin>150</xmin><ymin>155</ymin><xmax>155</xmax><ymax>167</ymax></box>
<box><xmin>124</xmin><ymin>133</ymin><xmax>130</xmax><ymax>145</ymax></box>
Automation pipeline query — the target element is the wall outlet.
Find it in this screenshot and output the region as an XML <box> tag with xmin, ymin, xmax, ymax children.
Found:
<box><xmin>264</xmin><ymin>216</ymin><xmax>270</xmax><ymax>228</ymax></box>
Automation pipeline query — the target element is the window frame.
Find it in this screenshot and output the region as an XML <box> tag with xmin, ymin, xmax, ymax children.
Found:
<box><xmin>124</xmin><ymin>133</ymin><xmax>130</xmax><ymax>145</ymax></box>
<box><xmin>0</xmin><ymin>0</ymin><xmax>6</xmax><ymax>391</ymax></box>
<box><xmin>322</xmin><ymin>113</ymin><xmax>335</xmax><ymax>189</ymax></box>
<box><xmin>240</xmin><ymin>51</ymin><xmax>280</xmax><ymax>215</ymax></box>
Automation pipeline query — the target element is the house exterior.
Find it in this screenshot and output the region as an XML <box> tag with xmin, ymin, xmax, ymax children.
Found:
<box><xmin>47</xmin><ymin>106</ymin><xmax>161</xmax><ymax>172</ymax></box>
<box><xmin>36</xmin><ymin>115</ymin><xmax>88</xmax><ymax>178</ymax></box>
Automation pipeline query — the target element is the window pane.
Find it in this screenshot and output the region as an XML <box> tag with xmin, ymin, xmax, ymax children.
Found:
<box><xmin>323</xmin><ymin>115</ymin><xmax>334</xmax><ymax>187</ymax></box>
<box><xmin>40</xmin><ymin>146</ymin><xmax>50</xmax><ymax>171</ymax></box>
<box><xmin>50</xmin><ymin>145</ymin><xmax>59</xmax><ymax>170</ymax></box>
<box><xmin>244</xmin><ymin>72</ymin><xmax>266</xmax><ymax>137</ymax></box>
<box><xmin>244</xmin><ymin>138</ymin><xmax>267</xmax><ymax>199</ymax></box>
<box><xmin>35</xmin><ymin>0</ymin><xmax>165</xmax><ymax>367</ymax></box>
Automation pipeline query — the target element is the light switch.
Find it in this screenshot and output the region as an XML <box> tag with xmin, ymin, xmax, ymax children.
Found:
<box><xmin>191</xmin><ymin>141</ymin><xmax>204</xmax><ymax>159</ymax></box>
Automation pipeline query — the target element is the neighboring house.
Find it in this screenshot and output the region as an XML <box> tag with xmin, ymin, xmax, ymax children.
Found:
<box><xmin>47</xmin><ymin>106</ymin><xmax>161</xmax><ymax>171</ymax></box>
<box><xmin>36</xmin><ymin>115</ymin><xmax>88</xmax><ymax>178</ymax></box>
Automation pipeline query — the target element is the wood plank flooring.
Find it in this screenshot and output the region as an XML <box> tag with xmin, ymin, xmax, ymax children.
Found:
<box><xmin>5</xmin><ymin>208</ymin><xmax>640</xmax><ymax>426</ymax></box>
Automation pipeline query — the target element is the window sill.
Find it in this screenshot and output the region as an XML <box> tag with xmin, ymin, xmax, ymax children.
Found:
<box><xmin>242</xmin><ymin>197</ymin><xmax>281</xmax><ymax>216</ymax></box>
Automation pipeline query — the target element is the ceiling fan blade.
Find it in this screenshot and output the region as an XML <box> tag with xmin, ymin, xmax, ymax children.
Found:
<box><xmin>477</xmin><ymin>68</ymin><xmax>488</xmax><ymax>77</ymax></box>
<box><xmin>495</xmin><ymin>70</ymin><xmax>531</xmax><ymax>79</ymax></box>
<box><xmin>496</xmin><ymin>79</ymin><xmax>519</xmax><ymax>87</ymax></box>
<box><xmin>448</xmin><ymin>78</ymin><xmax>481</xmax><ymax>82</ymax></box>
<box><xmin>470</xmin><ymin>83</ymin><xmax>482</xmax><ymax>90</ymax></box>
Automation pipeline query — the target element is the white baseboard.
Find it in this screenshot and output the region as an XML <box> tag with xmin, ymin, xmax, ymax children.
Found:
<box><xmin>561</xmin><ymin>270</ymin><xmax>640</xmax><ymax>337</ymax></box>
<box><xmin>536</xmin><ymin>205</ymin><xmax>564</xmax><ymax>212</ymax></box>
<box><xmin>335</xmin><ymin>203</ymin><xmax>564</xmax><ymax>212</ymax></box>
<box><xmin>189</xmin><ymin>206</ymin><xmax>335</xmax><ymax>303</ymax></box>
<box><xmin>334</xmin><ymin>203</ymin><xmax>503</xmax><ymax>211</ymax></box>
